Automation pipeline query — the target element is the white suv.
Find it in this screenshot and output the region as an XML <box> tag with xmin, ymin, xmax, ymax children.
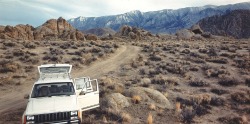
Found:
<box><xmin>21</xmin><ymin>64</ymin><xmax>99</xmax><ymax>124</ymax></box>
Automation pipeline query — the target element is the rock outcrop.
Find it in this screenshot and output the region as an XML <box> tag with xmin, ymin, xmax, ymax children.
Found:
<box><xmin>0</xmin><ymin>17</ymin><xmax>85</xmax><ymax>41</ymax></box>
<box><xmin>197</xmin><ymin>9</ymin><xmax>250</xmax><ymax>39</ymax></box>
<box><xmin>176</xmin><ymin>29</ymin><xmax>195</xmax><ymax>40</ymax></box>
<box><xmin>118</xmin><ymin>25</ymin><xmax>153</xmax><ymax>40</ymax></box>
<box><xmin>34</xmin><ymin>17</ymin><xmax>85</xmax><ymax>40</ymax></box>
<box><xmin>101</xmin><ymin>93</ymin><xmax>130</xmax><ymax>110</ymax></box>
<box><xmin>83</xmin><ymin>27</ymin><xmax>116</xmax><ymax>37</ymax></box>
<box><xmin>0</xmin><ymin>25</ymin><xmax>34</xmax><ymax>40</ymax></box>
<box><xmin>124</xmin><ymin>87</ymin><xmax>173</xmax><ymax>109</ymax></box>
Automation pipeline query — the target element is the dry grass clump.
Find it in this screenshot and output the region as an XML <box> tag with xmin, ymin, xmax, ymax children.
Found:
<box><xmin>120</xmin><ymin>112</ymin><xmax>132</xmax><ymax>123</ymax></box>
<box><xmin>175</xmin><ymin>102</ymin><xmax>181</xmax><ymax>113</ymax></box>
<box><xmin>149</xmin><ymin>104</ymin><xmax>156</xmax><ymax>111</ymax></box>
<box><xmin>190</xmin><ymin>94</ymin><xmax>211</xmax><ymax>105</ymax></box>
<box><xmin>147</xmin><ymin>113</ymin><xmax>153</xmax><ymax>124</ymax></box>
<box><xmin>132</xmin><ymin>95</ymin><xmax>142</xmax><ymax>104</ymax></box>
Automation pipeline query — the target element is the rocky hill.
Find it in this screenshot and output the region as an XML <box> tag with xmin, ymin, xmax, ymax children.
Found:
<box><xmin>0</xmin><ymin>17</ymin><xmax>85</xmax><ymax>41</ymax></box>
<box><xmin>197</xmin><ymin>9</ymin><xmax>250</xmax><ymax>39</ymax></box>
<box><xmin>83</xmin><ymin>27</ymin><xmax>116</xmax><ymax>36</ymax></box>
<box><xmin>68</xmin><ymin>2</ymin><xmax>250</xmax><ymax>34</ymax></box>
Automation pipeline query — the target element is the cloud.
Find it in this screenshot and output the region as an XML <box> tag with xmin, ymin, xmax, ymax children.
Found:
<box><xmin>0</xmin><ymin>0</ymin><xmax>249</xmax><ymax>27</ymax></box>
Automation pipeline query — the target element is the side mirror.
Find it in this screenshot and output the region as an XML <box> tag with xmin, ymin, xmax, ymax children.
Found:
<box><xmin>24</xmin><ymin>94</ymin><xmax>30</xmax><ymax>99</ymax></box>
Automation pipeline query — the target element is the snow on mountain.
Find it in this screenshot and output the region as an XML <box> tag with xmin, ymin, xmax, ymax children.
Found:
<box><xmin>68</xmin><ymin>2</ymin><xmax>250</xmax><ymax>34</ymax></box>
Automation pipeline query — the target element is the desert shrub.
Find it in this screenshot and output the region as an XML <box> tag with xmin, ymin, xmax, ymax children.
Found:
<box><xmin>185</xmin><ymin>56</ymin><xmax>206</xmax><ymax>64</ymax></box>
<box><xmin>198</xmin><ymin>48</ymin><xmax>207</xmax><ymax>53</ymax></box>
<box><xmin>210</xmin><ymin>97</ymin><xmax>225</xmax><ymax>106</ymax></box>
<box><xmin>189</xmin><ymin>79</ymin><xmax>209</xmax><ymax>87</ymax></box>
<box><xmin>218</xmin><ymin>77</ymin><xmax>241</xmax><ymax>86</ymax></box>
<box><xmin>205</xmin><ymin>68</ymin><xmax>229</xmax><ymax>77</ymax></box>
<box><xmin>13</xmin><ymin>49</ymin><xmax>25</xmax><ymax>56</ymax></box>
<box><xmin>218</xmin><ymin>116</ymin><xmax>244</xmax><ymax>124</ymax></box>
<box><xmin>231</xmin><ymin>92</ymin><xmax>250</xmax><ymax>104</ymax></box>
<box><xmin>191</xmin><ymin>94</ymin><xmax>211</xmax><ymax>105</ymax></box>
<box><xmin>71</xmin><ymin>57</ymin><xmax>84</xmax><ymax>64</ymax></box>
<box><xmin>207</xmin><ymin>48</ymin><xmax>218</xmax><ymax>56</ymax></box>
<box><xmin>210</xmin><ymin>88</ymin><xmax>228</xmax><ymax>95</ymax></box>
<box><xmin>3</xmin><ymin>41</ymin><xmax>16</xmax><ymax>47</ymax></box>
<box><xmin>228</xmin><ymin>48</ymin><xmax>236</xmax><ymax>53</ymax></box>
<box><xmin>246</xmin><ymin>78</ymin><xmax>250</xmax><ymax>87</ymax></box>
<box><xmin>220</xmin><ymin>45</ymin><xmax>229</xmax><ymax>50</ymax></box>
<box><xmin>49</xmin><ymin>48</ymin><xmax>64</xmax><ymax>55</ymax></box>
<box><xmin>181</xmin><ymin>49</ymin><xmax>190</xmax><ymax>54</ymax></box>
<box><xmin>234</xmin><ymin>58</ymin><xmax>250</xmax><ymax>69</ymax></box>
<box><xmin>164</xmin><ymin>64</ymin><xmax>187</xmax><ymax>75</ymax></box>
<box><xmin>193</xmin><ymin>104</ymin><xmax>210</xmax><ymax>116</ymax></box>
<box><xmin>189</xmin><ymin>66</ymin><xmax>199</xmax><ymax>71</ymax></box>
<box><xmin>60</xmin><ymin>42</ymin><xmax>71</xmax><ymax>49</ymax></box>
<box><xmin>181</xmin><ymin>107</ymin><xmax>195</xmax><ymax>123</ymax></box>
<box><xmin>0</xmin><ymin>60</ymin><xmax>20</xmax><ymax>73</ymax></box>
<box><xmin>24</xmin><ymin>42</ymin><xmax>36</xmax><ymax>49</ymax></box>
<box><xmin>152</xmin><ymin>75</ymin><xmax>166</xmax><ymax>84</ymax></box>
<box><xmin>149</xmin><ymin>54</ymin><xmax>162</xmax><ymax>61</ymax></box>
<box><xmin>207</xmin><ymin>58</ymin><xmax>228</xmax><ymax>64</ymax></box>
<box><xmin>24</xmin><ymin>65</ymin><xmax>34</xmax><ymax>72</ymax></box>
<box><xmin>201</xmin><ymin>64</ymin><xmax>212</xmax><ymax>71</ymax></box>
<box><xmin>220</xmin><ymin>53</ymin><xmax>230</xmax><ymax>57</ymax></box>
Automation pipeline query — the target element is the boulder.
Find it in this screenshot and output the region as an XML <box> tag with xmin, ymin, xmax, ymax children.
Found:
<box><xmin>124</xmin><ymin>87</ymin><xmax>173</xmax><ymax>109</ymax></box>
<box><xmin>191</xmin><ymin>24</ymin><xmax>203</xmax><ymax>34</ymax></box>
<box><xmin>176</xmin><ymin>29</ymin><xmax>194</xmax><ymax>40</ymax></box>
<box><xmin>101</xmin><ymin>93</ymin><xmax>130</xmax><ymax>110</ymax></box>
<box><xmin>85</xmin><ymin>34</ymin><xmax>98</xmax><ymax>41</ymax></box>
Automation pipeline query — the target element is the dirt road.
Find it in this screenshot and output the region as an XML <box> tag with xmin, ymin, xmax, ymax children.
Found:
<box><xmin>0</xmin><ymin>45</ymin><xmax>140</xmax><ymax>122</ymax></box>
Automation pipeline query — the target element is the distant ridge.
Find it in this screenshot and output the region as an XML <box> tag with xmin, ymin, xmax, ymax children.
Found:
<box><xmin>198</xmin><ymin>9</ymin><xmax>250</xmax><ymax>39</ymax></box>
<box><xmin>68</xmin><ymin>2</ymin><xmax>250</xmax><ymax>34</ymax></box>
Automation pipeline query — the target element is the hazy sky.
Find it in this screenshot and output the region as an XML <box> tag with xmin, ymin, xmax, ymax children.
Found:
<box><xmin>0</xmin><ymin>0</ymin><xmax>249</xmax><ymax>27</ymax></box>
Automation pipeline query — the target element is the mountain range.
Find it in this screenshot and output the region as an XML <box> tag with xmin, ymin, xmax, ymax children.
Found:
<box><xmin>198</xmin><ymin>9</ymin><xmax>250</xmax><ymax>39</ymax></box>
<box><xmin>68</xmin><ymin>2</ymin><xmax>250</xmax><ymax>34</ymax></box>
